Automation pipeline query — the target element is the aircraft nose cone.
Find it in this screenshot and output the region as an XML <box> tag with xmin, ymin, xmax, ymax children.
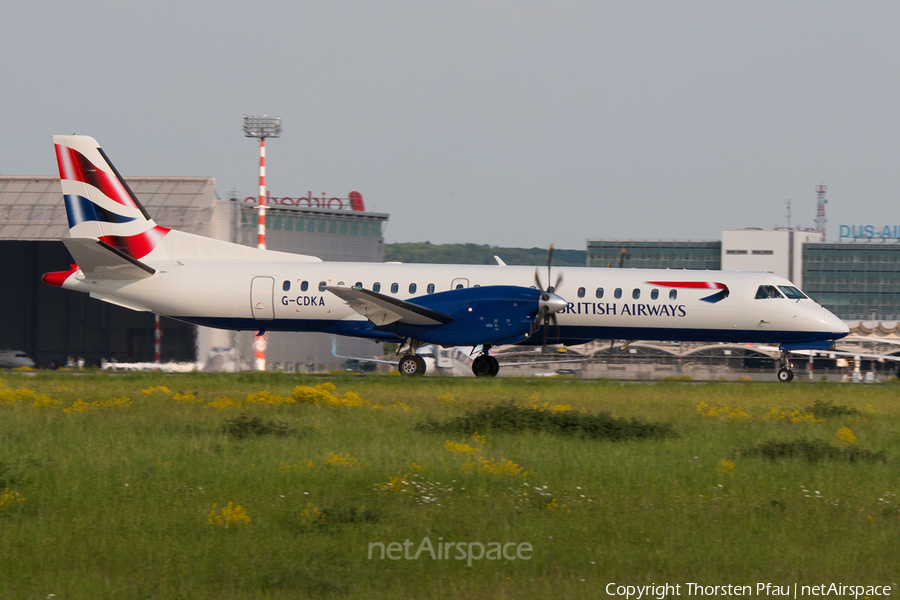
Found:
<box><xmin>541</xmin><ymin>293</ymin><xmax>568</xmax><ymax>315</ymax></box>
<box><xmin>823</xmin><ymin>308</ymin><xmax>849</xmax><ymax>338</ymax></box>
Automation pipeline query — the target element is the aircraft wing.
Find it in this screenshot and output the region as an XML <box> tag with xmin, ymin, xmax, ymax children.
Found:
<box><xmin>842</xmin><ymin>336</ymin><xmax>900</xmax><ymax>347</ymax></box>
<box><xmin>63</xmin><ymin>238</ymin><xmax>155</xmax><ymax>280</ymax></box>
<box><xmin>812</xmin><ymin>349</ymin><xmax>900</xmax><ymax>362</ymax></box>
<box><xmin>325</xmin><ymin>286</ymin><xmax>454</xmax><ymax>327</ymax></box>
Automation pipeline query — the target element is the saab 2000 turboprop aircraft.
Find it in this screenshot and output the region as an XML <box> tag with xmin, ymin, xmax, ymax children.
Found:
<box><xmin>43</xmin><ymin>135</ymin><xmax>849</xmax><ymax>381</ymax></box>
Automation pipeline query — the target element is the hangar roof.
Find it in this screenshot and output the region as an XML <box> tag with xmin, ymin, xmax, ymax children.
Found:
<box><xmin>0</xmin><ymin>176</ymin><xmax>219</xmax><ymax>240</ymax></box>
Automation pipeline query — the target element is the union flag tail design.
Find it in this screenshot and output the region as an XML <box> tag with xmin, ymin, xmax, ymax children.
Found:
<box><xmin>54</xmin><ymin>135</ymin><xmax>169</xmax><ymax>260</ymax></box>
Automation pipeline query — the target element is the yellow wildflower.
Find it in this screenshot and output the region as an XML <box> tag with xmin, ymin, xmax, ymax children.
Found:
<box><xmin>444</xmin><ymin>440</ymin><xmax>480</xmax><ymax>454</ymax></box>
<box><xmin>0</xmin><ymin>488</ymin><xmax>25</xmax><ymax>510</ymax></box>
<box><xmin>245</xmin><ymin>390</ymin><xmax>294</xmax><ymax>405</ymax></box>
<box><xmin>207</xmin><ymin>502</ymin><xmax>250</xmax><ymax>527</ymax></box>
<box><xmin>204</xmin><ymin>397</ymin><xmax>242</xmax><ymax>410</ymax></box>
<box><xmin>462</xmin><ymin>456</ymin><xmax>529</xmax><ymax>476</ymax></box>
<box><xmin>835</xmin><ymin>426</ymin><xmax>856</xmax><ymax>446</ymax></box>
<box><xmin>141</xmin><ymin>385</ymin><xmax>171</xmax><ymax>395</ymax></box>
<box><xmin>324</xmin><ymin>452</ymin><xmax>359</xmax><ymax>468</ymax></box>
<box><xmin>277</xmin><ymin>460</ymin><xmax>316</xmax><ymax>472</ymax></box>
<box><xmin>298</xmin><ymin>502</ymin><xmax>325</xmax><ymax>524</ymax></box>
<box><xmin>715</xmin><ymin>459</ymin><xmax>736</xmax><ymax>475</ymax></box>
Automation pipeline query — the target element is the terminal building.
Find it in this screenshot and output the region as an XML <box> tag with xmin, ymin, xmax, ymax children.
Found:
<box><xmin>0</xmin><ymin>176</ymin><xmax>388</xmax><ymax>369</ymax></box>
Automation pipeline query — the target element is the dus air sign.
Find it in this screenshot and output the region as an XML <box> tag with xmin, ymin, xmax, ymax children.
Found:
<box><xmin>839</xmin><ymin>225</ymin><xmax>900</xmax><ymax>240</ymax></box>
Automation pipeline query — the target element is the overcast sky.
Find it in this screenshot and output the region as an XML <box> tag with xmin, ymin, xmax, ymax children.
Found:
<box><xmin>3</xmin><ymin>1</ymin><xmax>899</xmax><ymax>249</ymax></box>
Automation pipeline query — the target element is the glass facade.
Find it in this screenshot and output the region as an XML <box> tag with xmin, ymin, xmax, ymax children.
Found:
<box><xmin>802</xmin><ymin>243</ymin><xmax>900</xmax><ymax>320</ymax></box>
<box><xmin>240</xmin><ymin>206</ymin><xmax>383</xmax><ymax>237</ymax></box>
<box><xmin>586</xmin><ymin>240</ymin><xmax>721</xmax><ymax>270</ymax></box>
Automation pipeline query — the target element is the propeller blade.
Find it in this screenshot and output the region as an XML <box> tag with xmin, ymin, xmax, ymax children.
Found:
<box><xmin>541</xmin><ymin>318</ymin><xmax>549</xmax><ymax>351</ymax></box>
<box><xmin>546</xmin><ymin>244</ymin><xmax>554</xmax><ymax>293</ymax></box>
<box><xmin>534</xmin><ymin>268</ymin><xmax>543</xmax><ymax>293</ymax></box>
<box><xmin>554</xmin><ymin>272</ymin><xmax>564</xmax><ymax>292</ymax></box>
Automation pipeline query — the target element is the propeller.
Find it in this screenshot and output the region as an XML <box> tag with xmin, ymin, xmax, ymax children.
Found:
<box><xmin>532</xmin><ymin>244</ymin><xmax>567</xmax><ymax>352</ymax></box>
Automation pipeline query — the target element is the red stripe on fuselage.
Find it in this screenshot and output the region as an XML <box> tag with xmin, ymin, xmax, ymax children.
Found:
<box><xmin>645</xmin><ymin>281</ymin><xmax>727</xmax><ymax>290</ymax></box>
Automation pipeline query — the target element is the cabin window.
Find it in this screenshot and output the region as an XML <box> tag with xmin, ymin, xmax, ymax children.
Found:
<box><xmin>632</xmin><ymin>288</ymin><xmax>641</xmax><ymax>300</ymax></box>
<box><xmin>282</xmin><ymin>281</ymin><xmax>291</xmax><ymax>292</ymax></box>
<box><xmin>778</xmin><ymin>286</ymin><xmax>807</xmax><ymax>300</ymax></box>
<box><xmin>318</xmin><ymin>281</ymin><xmax>327</xmax><ymax>292</ymax></box>
<box><xmin>337</xmin><ymin>281</ymin><xmax>345</xmax><ymax>286</ymax></box>
<box><xmin>614</xmin><ymin>288</ymin><xmax>622</xmax><ymax>299</ymax></box>
<box><xmin>595</xmin><ymin>287</ymin><xmax>604</xmax><ymax>299</ymax></box>
<box><xmin>373</xmin><ymin>282</ymin><xmax>381</xmax><ymax>293</ymax></box>
<box><xmin>300</xmin><ymin>280</ymin><xmax>309</xmax><ymax>292</ymax></box>
<box><xmin>755</xmin><ymin>285</ymin><xmax>784</xmax><ymax>299</ymax></box>
<box><xmin>409</xmin><ymin>283</ymin><xmax>417</xmax><ymax>294</ymax></box>
<box><xmin>669</xmin><ymin>289</ymin><xmax>677</xmax><ymax>300</ymax></box>
<box><xmin>577</xmin><ymin>287</ymin><xmax>585</xmax><ymax>298</ymax></box>
<box><xmin>427</xmin><ymin>283</ymin><xmax>435</xmax><ymax>294</ymax></box>
<box><xmin>455</xmin><ymin>283</ymin><xmax>464</xmax><ymax>289</ymax></box>
<box><xmin>391</xmin><ymin>283</ymin><xmax>399</xmax><ymax>294</ymax></box>
<box><xmin>353</xmin><ymin>282</ymin><xmax>363</xmax><ymax>290</ymax></box>
<box><xmin>650</xmin><ymin>289</ymin><xmax>659</xmax><ymax>300</ymax></box>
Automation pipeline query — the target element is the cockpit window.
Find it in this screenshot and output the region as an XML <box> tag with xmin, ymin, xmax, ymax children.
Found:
<box><xmin>755</xmin><ymin>285</ymin><xmax>784</xmax><ymax>299</ymax></box>
<box><xmin>778</xmin><ymin>286</ymin><xmax>808</xmax><ymax>300</ymax></box>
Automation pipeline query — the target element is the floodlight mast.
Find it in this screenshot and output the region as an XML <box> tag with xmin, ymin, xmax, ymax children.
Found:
<box><xmin>242</xmin><ymin>115</ymin><xmax>281</xmax><ymax>250</ymax></box>
<box><xmin>242</xmin><ymin>115</ymin><xmax>281</xmax><ymax>371</ymax></box>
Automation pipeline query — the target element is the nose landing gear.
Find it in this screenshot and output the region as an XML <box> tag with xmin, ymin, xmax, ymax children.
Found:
<box><xmin>777</xmin><ymin>350</ymin><xmax>794</xmax><ymax>382</ymax></box>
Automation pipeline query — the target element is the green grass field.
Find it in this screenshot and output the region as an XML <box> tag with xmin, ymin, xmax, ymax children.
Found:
<box><xmin>0</xmin><ymin>372</ymin><xmax>897</xmax><ymax>599</ymax></box>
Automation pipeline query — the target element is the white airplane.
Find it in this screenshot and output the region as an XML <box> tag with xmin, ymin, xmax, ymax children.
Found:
<box><xmin>0</xmin><ymin>350</ymin><xmax>35</xmax><ymax>369</ymax></box>
<box><xmin>43</xmin><ymin>135</ymin><xmax>849</xmax><ymax>381</ymax></box>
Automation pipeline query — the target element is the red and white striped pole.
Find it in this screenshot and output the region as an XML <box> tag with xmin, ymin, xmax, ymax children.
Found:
<box><xmin>154</xmin><ymin>314</ymin><xmax>161</xmax><ymax>364</ymax></box>
<box><xmin>257</xmin><ymin>137</ymin><xmax>267</xmax><ymax>250</ymax></box>
<box><xmin>255</xmin><ymin>137</ymin><xmax>268</xmax><ymax>370</ymax></box>
<box><xmin>242</xmin><ymin>115</ymin><xmax>281</xmax><ymax>372</ymax></box>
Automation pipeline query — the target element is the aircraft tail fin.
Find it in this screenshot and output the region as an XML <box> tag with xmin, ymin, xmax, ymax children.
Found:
<box><xmin>53</xmin><ymin>135</ymin><xmax>322</xmax><ymax>266</ymax></box>
<box><xmin>54</xmin><ymin>135</ymin><xmax>170</xmax><ymax>260</ymax></box>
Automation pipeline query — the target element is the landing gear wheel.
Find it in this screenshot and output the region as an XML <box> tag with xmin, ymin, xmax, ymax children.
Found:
<box><xmin>777</xmin><ymin>368</ymin><xmax>794</xmax><ymax>383</ymax></box>
<box><xmin>399</xmin><ymin>355</ymin><xmax>425</xmax><ymax>376</ymax></box>
<box><xmin>414</xmin><ymin>355</ymin><xmax>427</xmax><ymax>374</ymax></box>
<box><xmin>472</xmin><ymin>355</ymin><xmax>497</xmax><ymax>378</ymax></box>
<box><xmin>488</xmin><ymin>356</ymin><xmax>500</xmax><ymax>376</ymax></box>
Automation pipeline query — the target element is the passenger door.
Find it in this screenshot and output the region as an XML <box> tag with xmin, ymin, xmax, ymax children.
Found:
<box><xmin>250</xmin><ymin>277</ymin><xmax>275</xmax><ymax>320</ymax></box>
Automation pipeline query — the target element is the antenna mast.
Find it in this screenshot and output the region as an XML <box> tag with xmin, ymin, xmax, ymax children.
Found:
<box><xmin>815</xmin><ymin>185</ymin><xmax>827</xmax><ymax>240</ymax></box>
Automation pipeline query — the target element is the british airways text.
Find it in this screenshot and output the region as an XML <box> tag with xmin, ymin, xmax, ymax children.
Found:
<box><xmin>563</xmin><ymin>303</ymin><xmax>687</xmax><ymax>317</ymax></box>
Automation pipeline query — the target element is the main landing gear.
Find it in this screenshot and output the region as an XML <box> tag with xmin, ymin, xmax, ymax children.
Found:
<box><xmin>397</xmin><ymin>339</ymin><xmax>427</xmax><ymax>376</ymax></box>
<box><xmin>398</xmin><ymin>354</ymin><xmax>427</xmax><ymax>376</ymax></box>
<box><xmin>777</xmin><ymin>350</ymin><xmax>794</xmax><ymax>383</ymax></box>
<box><xmin>472</xmin><ymin>345</ymin><xmax>500</xmax><ymax>378</ymax></box>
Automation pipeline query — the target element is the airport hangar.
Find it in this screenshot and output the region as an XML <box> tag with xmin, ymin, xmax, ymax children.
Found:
<box><xmin>0</xmin><ymin>176</ymin><xmax>388</xmax><ymax>369</ymax></box>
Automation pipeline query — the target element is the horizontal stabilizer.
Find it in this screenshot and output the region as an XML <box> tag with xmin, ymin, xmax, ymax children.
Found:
<box><xmin>326</xmin><ymin>287</ymin><xmax>453</xmax><ymax>327</ymax></box>
<box><xmin>63</xmin><ymin>238</ymin><xmax>156</xmax><ymax>280</ymax></box>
